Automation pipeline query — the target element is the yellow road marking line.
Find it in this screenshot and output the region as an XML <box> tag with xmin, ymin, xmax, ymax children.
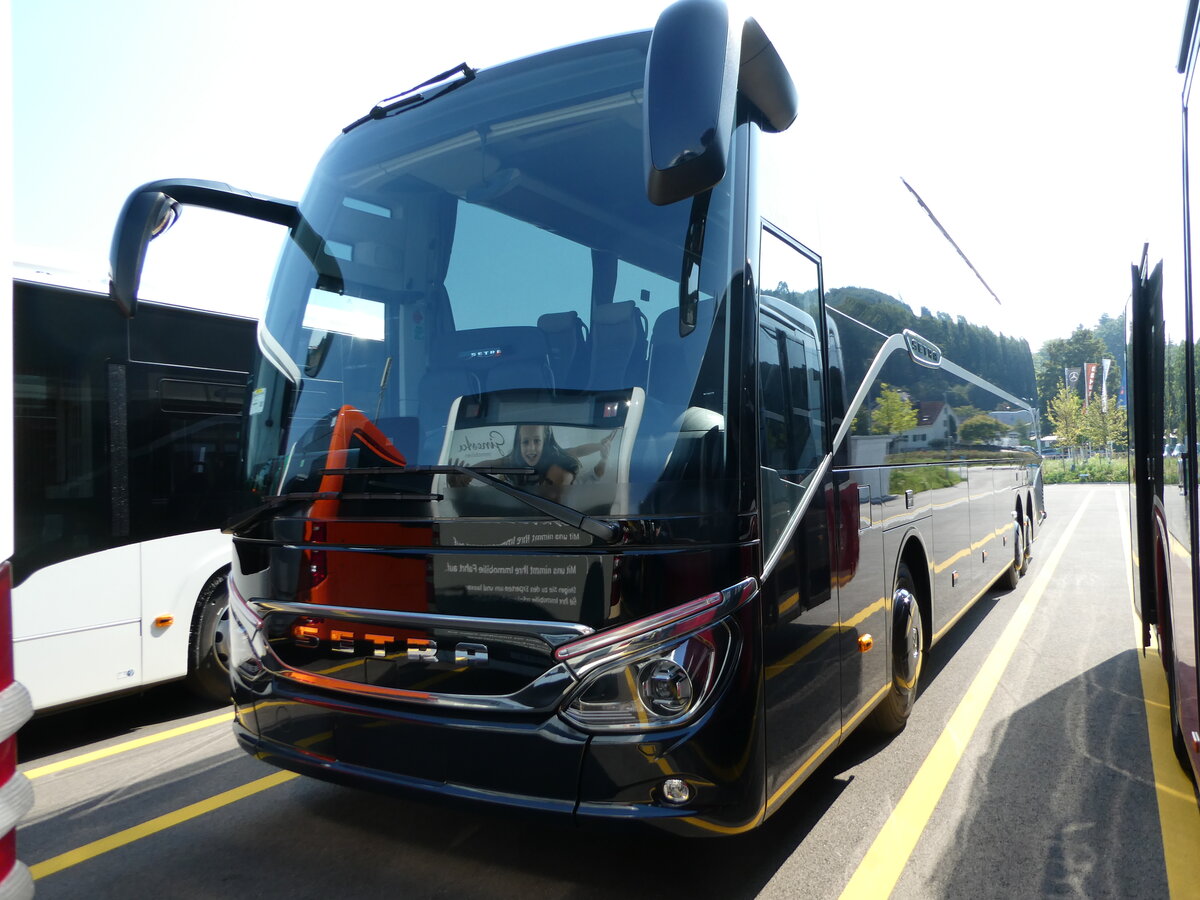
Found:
<box><xmin>839</xmin><ymin>492</ymin><xmax>1092</xmax><ymax>899</ymax></box>
<box><xmin>1116</xmin><ymin>490</ymin><xmax>1200</xmax><ymax>900</ymax></box>
<box><xmin>29</xmin><ymin>770</ymin><xmax>299</xmax><ymax>880</ymax></box>
<box><xmin>23</xmin><ymin>711</ymin><xmax>236</xmax><ymax>780</ymax></box>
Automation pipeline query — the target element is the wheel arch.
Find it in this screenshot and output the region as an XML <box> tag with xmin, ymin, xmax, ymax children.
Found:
<box><xmin>188</xmin><ymin>563</ymin><xmax>232</xmax><ymax>670</ymax></box>
<box><xmin>895</xmin><ymin>531</ymin><xmax>932</xmax><ymax>651</ymax></box>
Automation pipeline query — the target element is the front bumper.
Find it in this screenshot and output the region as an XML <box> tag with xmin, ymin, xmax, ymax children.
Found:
<box><xmin>230</xmin><ymin>594</ymin><xmax>765</xmax><ymax>835</ymax></box>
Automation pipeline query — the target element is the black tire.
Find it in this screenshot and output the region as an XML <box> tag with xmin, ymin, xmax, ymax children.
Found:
<box><xmin>1163</xmin><ymin>627</ymin><xmax>1194</xmax><ymax>778</ymax></box>
<box><xmin>1169</xmin><ymin>667</ymin><xmax>1193</xmax><ymax>777</ymax></box>
<box><xmin>186</xmin><ymin>572</ymin><xmax>233</xmax><ymax>704</ymax></box>
<box><xmin>1024</xmin><ymin>498</ymin><xmax>1035</xmax><ymax>554</ymax></box>
<box><xmin>1001</xmin><ymin>519</ymin><xmax>1024</xmax><ymax>590</ymax></box>
<box><xmin>868</xmin><ymin>562</ymin><xmax>924</xmax><ymax>734</ymax></box>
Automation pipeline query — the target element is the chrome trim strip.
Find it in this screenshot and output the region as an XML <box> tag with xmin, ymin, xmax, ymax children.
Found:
<box><xmin>265</xmin><ymin>655</ymin><xmax>577</xmax><ymax>713</ymax></box>
<box><xmin>250</xmin><ymin>600</ymin><xmax>595</xmax><ymax>641</ymax></box>
<box><xmin>555</xmin><ymin>578</ymin><xmax>757</xmax><ymax>676</ymax></box>
<box><xmin>828</xmin><ymin>330</ymin><xmax>1034</xmax><ymax>458</ymax></box>
<box><xmin>938</xmin><ymin>355</ymin><xmax>1031</xmax><ymax>410</ymax></box>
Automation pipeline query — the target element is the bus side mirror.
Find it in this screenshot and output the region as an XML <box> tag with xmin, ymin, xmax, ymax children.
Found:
<box><xmin>644</xmin><ymin>0</ymin><xmax>798</xmax><ymax>207</ymax></box>
<box><xmin>109</xmin><ymin>178</ymin><xmax>299</xmax><ymax>317</ymax></box>
<box><xmin>644</xmin><ymin>0</ymin><xmax>739</xmax><ymax>207</ymax></box>
<box><xmin>109</xmin><ymin>190</ymin><xmax>180</xmax><ymax>317</ymax></box>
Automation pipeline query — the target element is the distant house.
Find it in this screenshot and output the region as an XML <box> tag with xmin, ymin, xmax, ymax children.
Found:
<box><xmin>895</xmin><ymin>401</ymin><xmax>957</xmax><ymax>448</ymax></box>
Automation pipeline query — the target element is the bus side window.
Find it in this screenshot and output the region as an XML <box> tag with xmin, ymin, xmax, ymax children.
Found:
<box><xmin>758</xmin><ymin>320</ymin><xmax>798</xmax><ymax>556</ymax></box>
<box><xmin>758</xmin><ymin>317</ymin><xmax>825</xmax><ymax>554</ymax></box>
<box><xmin>758</xmin><ymin>227</ymin><xmax>825</xmax><ymax>560</ymax></box>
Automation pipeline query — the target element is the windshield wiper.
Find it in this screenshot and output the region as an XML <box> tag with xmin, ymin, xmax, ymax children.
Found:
<box><xmin>318</xmin><ymin>465</ymin><xmax>527</xmax><ymax>478</ymax></box>
<box><xmin>450</xmin><ymin>465</ymin><xmax>621</xmax><ymax>544</ymax></box>
<box><xmin>337</xmin><ymin>464</ymin><xmax>621</xmax><ymax>544</ymax></box>
<box><xmin>344</xmin><ymin>63</ymin><xmax>476</xmax><ymax>133</ymax></box>
<box><xmin>223</xmin><ymin>486</ymin><xmax>442</xmax><ymax>534</ymax></box>
<box><xmin>228</xmin><ymin>465</ymin><xmax>621</xmax><ymax>545</ymax></box>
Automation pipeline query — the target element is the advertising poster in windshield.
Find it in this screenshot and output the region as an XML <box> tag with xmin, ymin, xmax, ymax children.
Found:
<box><xmin>430</xmin><ymin>388</ymin><xmax>639</xmax><ymax>621</ymax></box>
<box><xmin>436</xmin><ymin>388</ymin><xmax>643</xmax><ymax>517</ymax></box>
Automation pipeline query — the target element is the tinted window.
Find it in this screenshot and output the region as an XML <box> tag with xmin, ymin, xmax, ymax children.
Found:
<box><xmin>249</xmin><ymin>35</ymin><xmax>742</xmax><ymax>521</ymax></box>
<box><xmin>758</xmin><ymin>229</ymin><xmax>824</xmax><ymax>558</ymax></box>
<box><xmin>12</xmin><ymin>281</ymin><xmax>254</xmax><ymax>585</ymax></box>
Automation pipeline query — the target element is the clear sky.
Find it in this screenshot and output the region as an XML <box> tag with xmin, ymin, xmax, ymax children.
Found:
<box><xmin>11</xmin><ymin>0</ymin><xmax>1188</xmax><ymax>350</ymax></box>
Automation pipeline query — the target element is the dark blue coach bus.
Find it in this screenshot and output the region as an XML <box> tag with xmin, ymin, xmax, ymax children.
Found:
<box><xmin>108</xmin><ymin>0</ymin><xmax>1042</xmax><ymax>834</ymax></box>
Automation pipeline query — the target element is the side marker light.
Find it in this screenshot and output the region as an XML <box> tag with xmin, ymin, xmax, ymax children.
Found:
<box><xmin>858</xmin><ymin>634</ymin><xmax>873</xmax><ymax>653</ymax></box>
<box><xmin>153</xmin><ymin>616</ymin><xmax>174</xmax><ymax>628</ymax></box>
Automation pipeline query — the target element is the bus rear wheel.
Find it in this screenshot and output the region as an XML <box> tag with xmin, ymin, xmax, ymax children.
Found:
<box><xmin>1160</xmin><ymin>614</ymin><xmax>1195</xmax><ymax>778</ymax></box>
<box><xmin>1002</xmin><ymin>517</ymin><xmax>1026</xmax><ymax>589</ymax></box>
<box><xmin>186</xmin><ymin>572</ymin><xmax>232</xmax><ymax>704</ymax></box>
<box><xmin>868</xmin><ymin>562</ymin><xmax>923</xmax><ymax>734</ymax></box>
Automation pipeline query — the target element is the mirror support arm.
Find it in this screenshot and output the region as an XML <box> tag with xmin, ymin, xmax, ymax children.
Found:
<box><xmin>109</xmin><ymin>178</ymin><xmax>298</xmax><ymax>316</ymax></box>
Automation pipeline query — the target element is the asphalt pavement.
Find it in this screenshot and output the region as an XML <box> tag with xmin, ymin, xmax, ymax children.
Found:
<box><xmin>16</xmin><ymin>484</ymin><xmax>1200</xmax><ymax>899</ymax></box>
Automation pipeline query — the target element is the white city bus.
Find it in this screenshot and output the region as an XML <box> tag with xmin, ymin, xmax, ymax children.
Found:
<box><xmin>10</xmin><ymin>270</ymin><xmax>255</xmax><ymax>710</ymax></box>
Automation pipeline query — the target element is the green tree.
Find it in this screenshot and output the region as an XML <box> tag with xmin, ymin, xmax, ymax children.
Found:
<box><xmin>959</xmin><ymin>414</ymin><xmax>1007</xmax><ymax>445</ymax></box>
<box><xmin>1082</xmin><ymin>400</ymin><xmax>1127</xmax><ymax>450</ymax></box>
<box><xmin>1047</xmin><ymin>384</ymin><xmax>1085</xmax><ymax>453</ymax></box>
<box><xmin>870</xmin><ymin>385</ymin><xmax>918</xmax><ymax>436</ymax></box>
<box><xmin>1034</xmin><ymin>326</ymin><xmax>1110</xmax><ymax>431</ymax></box>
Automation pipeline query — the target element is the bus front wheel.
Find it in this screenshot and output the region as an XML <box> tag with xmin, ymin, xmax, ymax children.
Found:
<box><xmin>186</xmin><ymin>572</ymin><xmax>232</xmax><ymax>704</ymax></box>
<box><xmin>868</xmin><ymin>562</ymin><xmax>923</xmax><ymax>734</ymax></box>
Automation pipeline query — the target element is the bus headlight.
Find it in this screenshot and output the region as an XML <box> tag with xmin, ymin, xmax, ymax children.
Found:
<box><xmin>640</xmin><ymin>656</ymin><xmax>694</xmax><ymax>715</ymax></box>
<box><xmin>555</xmin><ymin>578</ymin><xmax>756</xmax><ymax>733</ymax></box>
<box><xmin>561</xmin><ymin>622</ymin><xmax>729</xmax><ymax>731</ymax></box>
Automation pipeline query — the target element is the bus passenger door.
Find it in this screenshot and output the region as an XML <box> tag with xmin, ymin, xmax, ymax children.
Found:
<box><xmin>757</xmin><ymin>228</ymin><xmax>844</xmax><ymax>799</ymax></box>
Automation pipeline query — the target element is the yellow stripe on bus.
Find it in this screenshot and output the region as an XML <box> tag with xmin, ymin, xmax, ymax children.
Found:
<box><xmin>765</xmin><ymin>598</ymin><xmax>885</xmax><ymax>681</ymax></box>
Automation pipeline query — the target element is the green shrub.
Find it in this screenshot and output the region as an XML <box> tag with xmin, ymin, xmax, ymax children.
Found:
<box><xmin>1041</xmin><ymin>456</ymin><xmax>1129</xmax><ymax>484</ymax></box>
<box><xmin>890</xmin><ymin>465</ymin><xmax>963</xmax><ymax>493</ymax></box>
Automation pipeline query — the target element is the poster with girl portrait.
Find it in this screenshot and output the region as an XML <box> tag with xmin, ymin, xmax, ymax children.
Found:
<box><xmin>436</xmin><ymin>387</ymin><xmax>644</xmax><ymax>516</ymax></box>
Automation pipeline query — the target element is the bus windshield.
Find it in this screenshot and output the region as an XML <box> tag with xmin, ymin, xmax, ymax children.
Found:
<box><xmin>246</xmin><ymin>32</ymin><xmax>739</xmax><ymax>521</ymax></box>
